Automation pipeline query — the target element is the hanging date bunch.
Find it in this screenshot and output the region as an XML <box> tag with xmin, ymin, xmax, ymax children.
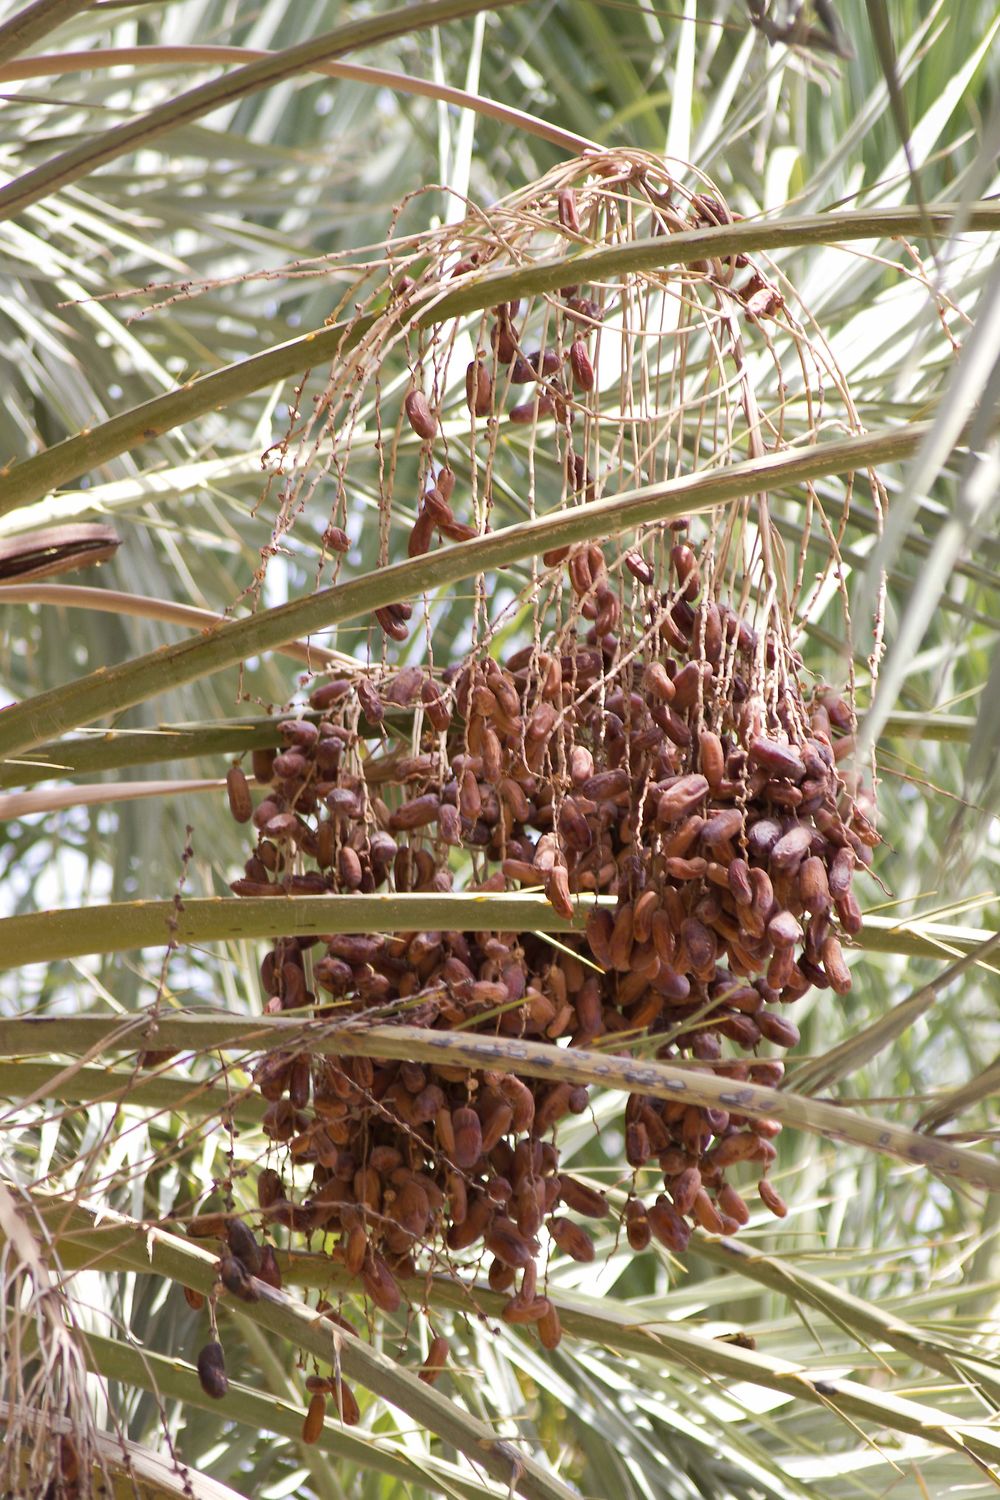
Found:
<box><xmin>213</xmin><ymin>150</ymin><xmax>880</xmax><ymax>1361</ymax></box>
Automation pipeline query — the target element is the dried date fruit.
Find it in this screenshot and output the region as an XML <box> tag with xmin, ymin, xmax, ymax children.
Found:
<box><xmin>302</xmin><ymin>1391</ymin><xmax>326</xmax><ymax>1443</ymax></box>
<box><xmin>569</xmin><ymin>337</ymin><xmax>595</xmax><ymax>391</ymax></box>
<box><xmin>419</xmin><ymin>1335</ymin><xmax>450</xmax><ymax>1384</ymax></box>
<box><xmin>466</xmin><ymin>357</ymin><xmax>493</xmax><ymax>416</ymax></box>
<box><xmin>218</xmin><ymin>1252</ymin><xmax>260</xmax><ymax>1302</ymax></box>
<box><xmin>226</xmin><ymin>1218</ymin><xmax>262</xmax><ymax>1274</ymax></box>
<box><xmin>405</xmin><ymin>389</ymin><xmax>437</xmax><ymax>440</ymax></box>
<box><xmin>322</xmin><ymin>525</ymin><xmax>350</xmax><ymax>553</ymax></box>
<box><xmin>648</xmin><ymin>1198</ymin><xmax>690</xmax><ymax>1253</ymax></box>
<box><xmin>333</xmin><ymin>1379</ymin><xmax>361</xmax><ymax>1425</ymax></box>
<box><xmin>226</xmin><ymin>766</ymin><xmax>253</xmax><ymax>823</ymax></box>
<box><xmin>758</xmin><ymin>1179</ymin><xmax>788</xmax><ymax>1218</ymax></box>
<box><xmin>197</xmin><ymin>1342</ymin><xmax>228</xmax><ymax>1400</ymax></box>
<box><xmin>548</xmin><ymin>1216</ymin><xmax>595</xmax><ymax>1262</ymax></box>
<box><xmin>557</xmin><ymin>187</ymin><xmax>581</xmax><ymax>233</ymax></box>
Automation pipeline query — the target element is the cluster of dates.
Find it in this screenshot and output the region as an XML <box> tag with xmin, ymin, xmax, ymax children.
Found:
<box><xmin>360</xmin><ymin>180</ymin><xmax>787</xmax><ymax>638</ymax></box>
<box><xmin>187</xmin><ymin>1206</ymin><xmax>446</xmax><ymax>1431</ymax></box>
<box><xmin>219</xmin><ymin>534</ymin><xmax>875</xmax><ymax>1341</ymax></box>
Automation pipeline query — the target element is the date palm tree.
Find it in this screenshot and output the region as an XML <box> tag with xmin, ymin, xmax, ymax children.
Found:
<box><xmin>0</xmin><ymin>0</ymin><xmax>998</xmax><ymax>1496</ymax></box>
